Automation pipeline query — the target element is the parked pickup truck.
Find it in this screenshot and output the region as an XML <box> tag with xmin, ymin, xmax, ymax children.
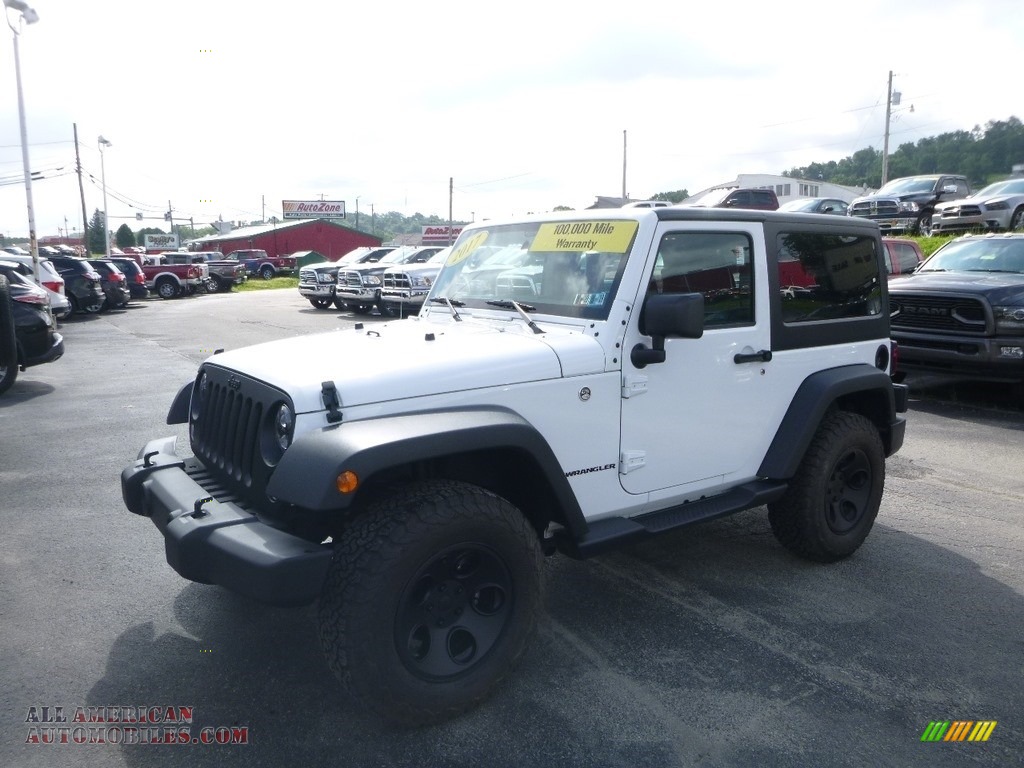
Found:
<box><xmin>165</xmin><ymin>251</ymin><xmax>247</xmax><ymax>293</ymax></box>
<box><xmin>140</xmin><ymin>256</ymin><xmax>206</xmax><ymax>299</ymax></box>
<box><xmin>848</xmin><ymin>174</ymin><xmax>972</xmax><ymax>236</ymax></box>
<box><xmin>223</xmin><ymin>249</ymin><xmax>296</xmax><ymax>280</ymax></box>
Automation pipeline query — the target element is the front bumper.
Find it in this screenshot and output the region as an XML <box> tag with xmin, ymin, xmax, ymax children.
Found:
<box><xmin>380</xmin><ymin>287</ymin><xmax>430</xmax><ymax>306</ymax></box>
<box><xmin>891</xmin><ymin>329</ymin><xmax>1024</xmax><ymax>381</ymax></box>
<box><xmin>298</xmin><ymin>283</ymin><xmax>335</xmax><ymax>299</ymax></box>
<box><xmin>856</xmin><ymin>215</ymin><xmax>918</xmax><ymax>233</ymax></box>
<box><xmin>121</xmin><ymin>436</ymin><xmax>332</xmax><ymax>606</ymax></box>
<box><xmin>334</xmin><ymin>287</ymin><xmax>379</xmax><ymax>303</ymax></box>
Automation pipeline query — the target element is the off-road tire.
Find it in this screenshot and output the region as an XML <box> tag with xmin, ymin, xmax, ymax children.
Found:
<box><xmin>0</xmin><ymin>275</ymin><xmax>18</xmax><ymax>395</ymax></box>
<box><xmin>768</xmin><ymin>410</ymin><xmax>885</xmax><ymax>563</ymax></box>
<box><xmin>318</xmin><ymin>480</ymin><xmax>543</xmax><ymax>727</ymax></box>
<box><xmin>309</xmin><ymin>298</ymin><xmax>333</xmax><ymax>309</ymax></box>
<box><xmin>156</xmin><ymin>278</ymin><xmax>178</xmax><ymax>300</ymax></box>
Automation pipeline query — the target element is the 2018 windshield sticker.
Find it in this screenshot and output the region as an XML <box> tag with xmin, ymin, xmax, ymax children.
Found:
<box><xmin>447</xmin><ymin>231</ymin><xmax>489</xmax><ymax>266</ymax></box>
<box><xmin>532</xmin><ymin>221</ymin><xmax>638</xmax><ymax>254</ymax></box>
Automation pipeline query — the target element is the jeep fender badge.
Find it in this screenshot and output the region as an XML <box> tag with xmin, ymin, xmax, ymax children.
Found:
<box><xmin>579</xmin><ymin>387</ymin><xmax>591</xmax><ymax>401</ymax></box>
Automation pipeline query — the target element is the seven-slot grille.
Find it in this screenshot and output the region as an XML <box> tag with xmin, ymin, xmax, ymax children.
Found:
<box><xmin>190</xmin><ymin>366</ymin><xmax>289</xmax><ymax>504</ymax></box>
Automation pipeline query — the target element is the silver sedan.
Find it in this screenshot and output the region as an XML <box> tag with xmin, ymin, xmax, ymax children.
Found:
<box><xmin>931</xmin><ymin>178</ymin><xmax>1024</xmax><ymax>233</ymax></box>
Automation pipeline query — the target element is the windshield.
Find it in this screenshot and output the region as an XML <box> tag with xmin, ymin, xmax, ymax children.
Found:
<box><xmin>428</xmin><ymin>219</ymin><xmax>638</xmax><ymax>320</ymax></box>
<box><xmin>920</xmin><ymin>238</ymin><xmax>1024</xmax><ymax>274</ymax></box>
<box><xmin>690</xmin><ymin>188</ymin><xmax>732</xmax><ymax>207</ymax></box>
<box><xmin>976</xmin><ymin>179</ymin><xmax>1024</xmax><ymax>198</ymax></box>
<box><xmin>876</xmin><ymin>177</ymin><xmax>938</xmax><ymax>195</ymax></box>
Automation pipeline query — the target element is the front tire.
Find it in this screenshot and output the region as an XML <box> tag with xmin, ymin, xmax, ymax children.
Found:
<box><xmin>768</xmin><ymin>411</ymin><xmax>885</xmax><ymax>563</ymax></box>
<box><xmin>318</xmin><ymin>480</ymin><xmax>543</xmax><ymax>726</ymax></box>
<box><xmin>1009</xmin><ymin>206</ymin><xmax>1024</xmax><ymax>232</ymax></box>
<box><xmin>309</xmin><ymin>298</ymin><xmax>333</xmax><ymax>309</ymax></box>
<box><xmin>350</xmin><ymin>303</ymin><xmax>374</xmax><ymax>315</ymax></box>
<box><xmin>916</xmin><ymin>212</ymin><xmax>934</xmax><ymax>237</ymax></box>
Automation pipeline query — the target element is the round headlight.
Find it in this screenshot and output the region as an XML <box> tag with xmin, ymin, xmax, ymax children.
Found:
<box><xmin>274</xmin><ymin>403</ymin><xmax>294</xmax><ymax>451</ymax></box>
<box><xmin>191</xmin><ymin>371</ymin><xmax>209</xmax><ymax>420</ymax></box>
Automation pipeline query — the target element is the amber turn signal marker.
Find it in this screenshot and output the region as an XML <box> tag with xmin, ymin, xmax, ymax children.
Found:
<box><xmin>336</xmin><ymin>471</ymin><xmax>359</xmax><ymax>494</ymax></box>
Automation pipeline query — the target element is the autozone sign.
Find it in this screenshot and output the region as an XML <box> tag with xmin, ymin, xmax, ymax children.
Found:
<box><xmin>422</xmin><ymin>225</ymin><xmax>464</xmax><ymax>244</ymax></box>
<box><xmin>282</xmin><ymin>200</ymin><xmax>346</xmax><ymax>219</ymax></box>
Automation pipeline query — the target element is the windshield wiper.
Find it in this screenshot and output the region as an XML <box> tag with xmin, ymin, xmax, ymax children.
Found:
<box><xmin>428</xmin><ymin>296</ymin><xmax>464</xmax><ymax>320</ymax></box>
<box><xmin>486</xmin><ymin>300</ymin><xmax>544</xmax><ymax>334</ymax></box>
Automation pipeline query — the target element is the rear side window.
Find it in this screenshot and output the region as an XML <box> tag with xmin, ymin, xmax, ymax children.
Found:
<box><xmin>776</xmin><ymin>232</ymin><xmax>882</xmax><ymax>323</ymax></box>
<box><xmin>891</xmin><ymin>242</ymin><xmax>920</xmax><ymax>273</ymax></box>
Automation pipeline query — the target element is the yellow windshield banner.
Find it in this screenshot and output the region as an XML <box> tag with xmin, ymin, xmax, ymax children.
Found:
<box><xmin>446</xmin><ymin>231</ymin><xmax>489</xmax><ymax>266</ymax></box>
<box><xmin>532</xmin><ymin>221</ymin><xmax>638</xmax><ymax>253</ymax></box>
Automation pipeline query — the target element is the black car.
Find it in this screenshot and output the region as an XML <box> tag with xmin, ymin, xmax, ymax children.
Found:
<box><xmin>88</xmin><ymin>259</ymin><xmax>132</xmax><ymax>309</ymax></box>
<box><xmin>0</xmin><ymin>266</ymin><xmax>65</xmax><ymax>395</ymax></box>
<box><xmin>49</xmin><ymin>255</ymin><xmax>105</xmax><ymax>315</ymax></box>
<box><xmin>110</xmin><ymin>257</ymin><xmax>150</xmax><ymax>300</ymax></box>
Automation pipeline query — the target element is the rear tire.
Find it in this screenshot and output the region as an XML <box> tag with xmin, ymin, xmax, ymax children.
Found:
<box><xmin>768</xmin><ymin>411</ymin><xmax>885</xmax><ymax>562</ymax></box>
<box><xmin>156</xmin><ymin>278</ymin><xmax>178</xmax><ymax>300</ymax></box>
<box><xmin>318</xmin><ymin>480</ymin><xmax>543</xmax><ymax>726</ymax></box>
<box><xmin>259</xmin><ymin>265</ymin><xmax>275</xmax><ymax>280</ymax></box>
<box><xmin>0</xmin><ymin>275</ymin><xmax>18</xmax><ymax>395</ymax></box>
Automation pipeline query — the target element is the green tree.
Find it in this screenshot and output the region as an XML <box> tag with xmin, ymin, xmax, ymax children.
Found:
<box><xmin>87</xmin><ymin>209</ymin><xmax>106</xmax><ymax>255</ymax></box>
<box><xmin>650</xmin><ymin>189</ymin><xmax>689</xmax><ymax>203</ymax></box>
<box><xmin>115</xmin><ymin>223</ymin><xmax>136</xmax><ymax>248</ymax></box>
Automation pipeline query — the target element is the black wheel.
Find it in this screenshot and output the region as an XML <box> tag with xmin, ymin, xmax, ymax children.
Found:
<box><xmin>768</xmin><ymin>411</ymin><xmax>885</xmax><ymax>563</ymax></box>
<box><xmin>309</xmin><ymin>298</ymin><xmax>333</xmax><ymax>309</ymax></box>
<box><xmin>0</xmin><ymin>275</ymin><xmax>18</xmax><ymax>396</ymax></box>
<box><xmin>350</xmin><ymin>303</ymin><xmax>374</xmax><ymax>315</ymax></box>
<box><xmin>379</xmin><ymin>300</ymin><xmax>401</xmax><ymax>318</ymax></box>
<box><xmin>318</xmin><ymin>480</ymin><xmax>543</xmax><ymax>726</ymax></box>
<box><xmin>259</xmin><ymin>265</ymin><xmax>275</xmax><ymax>280</ymax></box>
<box><xmin>217</xmin><ymin>279</ymin><xmax>233</xmax><ymax>293</ymax></box>
<box><xmin>916</xmin><ymin>212</ymin><xmax>934</xmax><ymax>237</ymax></box>
<box><xmin>83</xmin><ymin>295</ymin><xmax>104</xmax><ymax>314</ymax></box>
<box><xmin>1009</xmin><ymin>207</ymin><xmax>1024</xmax><ymax>232</ymax></box>
<box><xmin>156</xmin><ymin>278</ymin><xmax>178</xmax><ymax>300</ymax></box>
<box><xmin>67</xmin><ymin>294</ymin><xmax>81</xmax><ymax>315</ymax></box>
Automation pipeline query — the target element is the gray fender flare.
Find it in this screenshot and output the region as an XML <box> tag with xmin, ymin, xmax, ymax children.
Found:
<box><xmin>758</xmin><ymin>364</ymin><xmax>899</xmax><ymax>480</ymax></box>
<box><xmin>266</xmin><ymin>407</ymin><xmax>588</xmax><ymax>538</ymax></box>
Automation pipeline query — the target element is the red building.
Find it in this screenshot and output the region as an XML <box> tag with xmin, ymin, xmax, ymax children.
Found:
<box><xmin>193</xmin><ymin>218</ymin><xmax>381</xmax><ymax>262</ymax></box>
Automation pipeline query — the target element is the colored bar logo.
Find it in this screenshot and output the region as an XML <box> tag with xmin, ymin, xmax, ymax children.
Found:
<box><xmin>920</xmin><ymin>721</ymin><xmax>997</xmax><ymax>742</ymax></box>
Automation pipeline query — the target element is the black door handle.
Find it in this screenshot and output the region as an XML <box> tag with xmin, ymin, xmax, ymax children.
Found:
<box><xmin>734</xmin><ymin>350</ymin><xmax>772</xmax><ymax>364</ymax></box>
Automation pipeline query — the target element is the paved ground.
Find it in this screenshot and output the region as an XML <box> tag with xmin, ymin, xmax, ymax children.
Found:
<box><xmin>1</xmin><ymin>290</ymin><xmax>1022</xmax><ymax>767</ymax></box>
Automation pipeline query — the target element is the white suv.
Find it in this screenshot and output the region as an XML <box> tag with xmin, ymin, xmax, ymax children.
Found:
<box><xmin>123</xmin><ymin>207</ymin><xmax>907</xmax><ymax>726</ymax></box>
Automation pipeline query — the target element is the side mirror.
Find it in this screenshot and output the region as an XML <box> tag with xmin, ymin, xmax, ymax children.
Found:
<box><xmin>632</xmin><ymin>292</ymin><xmax>704</xmax><ymax>368</ymax></box>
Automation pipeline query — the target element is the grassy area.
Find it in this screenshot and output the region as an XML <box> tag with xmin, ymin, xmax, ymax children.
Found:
<box><xmin>236</xmin><ymin>276</ymin><xmax>298</xmax><ymax>292</ymax></box>
<box><xmin>914</xmin><ymin>234</ymin><xmax>960</xmax><ymax>257</ymax></box>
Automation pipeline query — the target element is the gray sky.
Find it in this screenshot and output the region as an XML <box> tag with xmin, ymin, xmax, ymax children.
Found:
<box><xmin>1</xmin><ymin>0</ymin><xmax>1021</xmax><ymax>239</ymax></box>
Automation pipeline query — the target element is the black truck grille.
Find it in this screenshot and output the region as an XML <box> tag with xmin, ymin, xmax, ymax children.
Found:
<box><xmin>190</xmin><ymin>365</ymin><xmax>290</xmax><ymax>504</ymax></box>
<box><xmin>890</xmin><ymin>295</ymin><xmax>988</xmax><ymax>334</ymax></box>
<box><xmin>850</xmin><ymin>200</ymin><xmax>899</xmax><ymax>217</ymax></box>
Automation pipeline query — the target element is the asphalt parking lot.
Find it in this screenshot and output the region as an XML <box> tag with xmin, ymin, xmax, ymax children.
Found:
<box><xmin>1</xmin><ymin>290</ymin><xmax>1022</xmax><ymax>768</ymax></box>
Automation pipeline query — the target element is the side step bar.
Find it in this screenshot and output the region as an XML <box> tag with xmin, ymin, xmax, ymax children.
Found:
<box><xmin>557</xmin><ymin>480</ymin><xmax>788</xmax><ymax>559</ymax></box>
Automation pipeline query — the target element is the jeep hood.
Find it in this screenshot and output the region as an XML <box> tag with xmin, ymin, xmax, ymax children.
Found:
<box><xmin>207</xmin><ymin>318</ymin><xmax>606</xmax><ymax>413</ymax></box>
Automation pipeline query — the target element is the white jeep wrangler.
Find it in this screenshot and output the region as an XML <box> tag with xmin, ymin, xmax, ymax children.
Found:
<box><xmin>122</xmin><ymin>208</ymin><xmax>907</xmax><ymax>725</ymax></box>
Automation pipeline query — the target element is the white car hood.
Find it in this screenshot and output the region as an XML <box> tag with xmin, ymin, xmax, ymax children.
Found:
<box><xmin>207</xmin><ymin>317</ymin><xmax>606</xmax><ymax>413</ymax></box>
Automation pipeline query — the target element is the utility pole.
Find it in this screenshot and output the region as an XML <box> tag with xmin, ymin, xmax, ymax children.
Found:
<box><xmin>448</xmin><ymin>177</ymin><xmax>453</xmax><ymax>245</ymax></box>
<box><xmin>881</xmin><ymin>70</ymin><xmax>893</xmax><ymax>187</ymax></box>
<box><xmin>73</xmin><ymin>122</ymin><xmax>88</xmax><ymax>251</ymax></box>
<box><xmin>621</xmin><ymin>129</ymin><xmax>627</xmax><ymax>203</ymax></box>
<box><xmin>167</xmin><ymin>200</ymin><xmax>176</xmax><ymax>243</ymax></box>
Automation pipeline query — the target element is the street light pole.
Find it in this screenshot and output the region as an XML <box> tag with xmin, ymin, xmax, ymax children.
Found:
<box><xmin>4</xmin><ymin>0</ymin><xmax>41</xmax><ymax>282</ymax></box>
<box><xmin>98</xmin><ymin>136</ymin><xmax>112</xmax><ymax>259</ymax></box>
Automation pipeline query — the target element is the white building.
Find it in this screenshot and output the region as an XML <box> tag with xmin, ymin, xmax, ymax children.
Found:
<box><xmin>684</xmin><ymin>174</ymin><xmax>875</xmax><ymax>205</ymax></box>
